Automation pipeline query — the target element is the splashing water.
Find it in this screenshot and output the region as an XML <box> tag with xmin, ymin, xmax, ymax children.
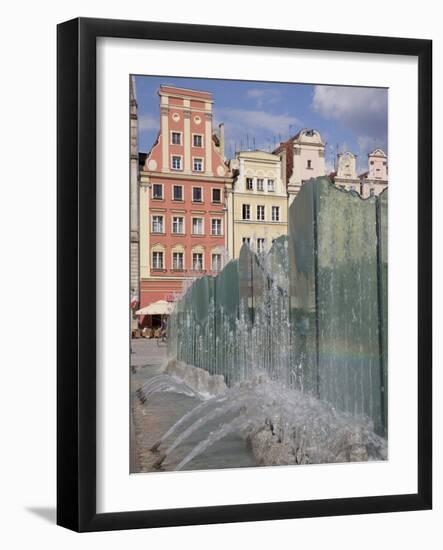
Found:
<box><xmin>151</xmin><ymin>376</ymin><xmax>386</xmax><ymax>471</ymax></box>
<box><xmin>137</xmin><ymin>374</ymin><xmax>205</xmax><ymax>402</ymax></box>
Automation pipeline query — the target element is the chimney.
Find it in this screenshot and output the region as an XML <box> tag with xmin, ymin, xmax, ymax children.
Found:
<box><xmin>219</xmin><ymin>123</ymin><xmax>225</xmax><ymax>160</ymax></box>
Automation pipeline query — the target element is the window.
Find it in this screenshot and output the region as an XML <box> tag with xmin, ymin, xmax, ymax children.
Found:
<box><xmin>267</xmin><ymin>179</ymin><xmax>275</xmax><ymax>191</ymax></box>
<box><xmin>192</xmin><ymin>187</ymin><xmax>203</xmax><ymax>202</ymax></box>
<box><xmin>152</xmin><ymin>215</ymin><xmax>164</xmax><ymax>233</ymax></box>
<box><xmin>172</xmin><ymin>252</ymin><xmax>184</xmax><ymax>270</ymax></box>
<box><xmin>172</xmin><ymin>217</ymin><xmax>184</xmax><ymax>234</ymax></box>
<box><xmin>192</xmin><ymin>253</ymin><xmax>203</xmax><ymax>271</ymax></box>
<box><xmin>173</xmin><ymin>185</ymin><xmax>183</xmax><ymax>201</ymax></box>
<box><xmin>211</xmin><ymin>219</ymin><xmax>222</xmax><ymax>236</ymax></box>
<box><xmin>307</xmin><ymin>160</ymin><xmax>312</xmax><ymax>169</ymax></box>
<box><xmin>171</xmin><ymin>156</ymin><xmax>182</xmax><ymax>170</ymax></box>
<box><xmin>152</xmin><ymin>184</ymin><xmax>163</xmax><ymax>199</ymax></box>
<box><xmin>171</xmin><ymin>132</ymin><xmax>181</xmax><ymax>145</ymax></box>
<box><xmin>212</xmin><ymin>253</ymin><xmax>222</xmax><ymax>272</ymax></box>
<box><xmin>246</xmin><ymin>178</ymin><xmax>253</xmax><ymax>190</ymax></box>
<box><xmin>192</xmin><ymin>217</ymin><xmax>204</xmax><ymax>235</ymax></box>
<box><xmin>383</xmin><ymin>161</ymin><xmax>387</xmax><ymax>166</ymax></box>
<box><xmin>242</xmin><ymin>237</ymin><xmax>251</xmax><ymax>245</ymax></box>
<box><xmin>212</xmin><ymin>188</ymin><xmax>221</xmax><ymax>203</ymax></box>
<box><xmin>257</xmin><ymin>178</ymin><xmax>264</xmax><ymax>191</ymax></box>
<box><xmin>193</xmin><ymin>157</ymin><xmax>203</xmax><ymax>172</ymax></box>
<box><xmin>271</xmin><ymin>206</ymin><xmax>280</xmax><ymax>222</ymax></box>
<box><xmin>242</xmin><ymin>204</ymin><xmax>250</xmax><ymax>220</ymax></box>
<box><xmin>193</xmin><ymin>134</ymin><xmax>203</xmax><ymax>147</ymax></box>
<box><xmin>257</xmin><ymin>205</ymin><xmax>265</xmax><ymax>221</ymax></box>
<box><xmin>152</xmin><ymin>251</ymin><xmax>164</xmax><ymax>269</ymax></box>
<box><xmin>257</xmin><ymin>238</ymin><xmax>265</xmax><ymax>253</ymax></box>
<box><xmin>370</xmin><ymin>188</ymin><xmax>375</xmax><ymax>197</ymax></box>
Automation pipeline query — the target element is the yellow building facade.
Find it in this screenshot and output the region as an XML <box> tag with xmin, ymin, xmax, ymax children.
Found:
<box><xmin>227</xmin><ymin>151</ymin><xmax>287</xmax><ymax>258</ymax></box>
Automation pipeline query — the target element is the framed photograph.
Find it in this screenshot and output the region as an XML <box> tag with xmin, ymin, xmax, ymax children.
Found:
<box><xmin>57</xmin><ymin>17</ymin><xmax>432</xmax><ymax>532</ymax></box>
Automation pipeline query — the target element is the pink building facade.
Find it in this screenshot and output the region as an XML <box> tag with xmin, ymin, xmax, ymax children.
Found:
<box><xmin>139</xmin><ymin>86</ymin><xmax>231</xmax><ymax>317</ymax></box>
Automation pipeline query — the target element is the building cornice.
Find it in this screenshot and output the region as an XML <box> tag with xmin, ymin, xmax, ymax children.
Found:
<box><xmin>140</xmin><ymin>169</ymin><xmax>232</xmax><ymax>184</ymax></box>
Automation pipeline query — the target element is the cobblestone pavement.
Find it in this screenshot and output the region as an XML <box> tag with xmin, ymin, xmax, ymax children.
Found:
<box><xmin>130</xmin><ymin>338</ymin><xmax>257</xmax><ymax>473</ymax></box>
<box><xmin>130</xmin><ymin>338</ymin><xmax>167</xmax><ymax>471</ymax></box>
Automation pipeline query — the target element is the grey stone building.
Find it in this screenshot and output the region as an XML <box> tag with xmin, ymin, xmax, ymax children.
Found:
<box><xmin>130</xmin><ymin>76</ymin><xmax>140</xmax><ymax>314</ymax></box>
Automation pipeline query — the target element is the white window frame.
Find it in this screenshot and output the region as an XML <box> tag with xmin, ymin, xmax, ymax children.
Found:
<box><xmin>171</xmin><ymin>154</ymin><xmax>183</xmax><ymax>171</ymax></box>
<box><xmin>152</xmin><ymin>250</ymin><xmax>164</xmax><ymax>270</ymax></box>
<box><xmin>257</xmin><ymin>178</ymin><xmax>264</xmax><ymax>191</ymax></box>
<box><xmin>246</xmin><ymin>177</ymin><xmax>254</xmax><ymax>191</ymax></box>
<box><xmin>211</xmin><ymin>218</ymin><xmax>223</xmax><ymax>236</ymax></box>
<box><xmin>271</xmin><ymin>206</ymin><xmax>280</xmax><ymax>222</ymax></box>
<box><xmin>211</xmin><ymin>187</ymin><xmax>222</xmax><ymax>204</ymax></box>
<box><xmin>192</xmin><ymin>157</ymin><xmax>204</xmax><ymax>172</ymax></box>
<box><xmin>242</xmin><ymin>237</ymin><xmax>251</xmax><ymax>245</ymax></box>
<box><xmin>170</xmin><ymin>130</ymin><xmax>183</xmax><ymax>145</ymax></box>
<box><xmin>192</xmin><ymin>217</ymin><xmax>204</xmax><ymax>236</ymax></box>
<box><xmin>171</xmin><ymin>216</ymin><xmax>185</xmax><ymax>235</ymax></box>
<box><xmin>172</xmin><ymin>250</ymin><xmax>185</xmax><ymax>270</ymax></box>
<box><xmin>267</xmin><ymin>179</ymin><xmax>275</xmax><ymax>192</ymax></box>
<box><xmin>151</xmin><ymin>215</ymin><xmax>164</xmax><ymax>233</ymax></box>
<box><xmin>256</xmin><ymin>204</ymin><xmax>265</xmax><ymax>221</ymax></box>
<box><xmin>152</xmin><ymin>183</ymin><xmax>164</xmax><ymax>200</ymax></box>
<box><xmin>242</xmin><ymin>204</ymin><xmax>251</xmax><ymax>220</ymax></box>
<box><xmin>192</xmin><ymin>251</ymin><xmax>204</xmax><ymax>271</ymax></box>
<box><xmin>192</xmin><ymin>133</ymin><xmax>203</xmax><ymax>148</ymax></box>
<box><xmin>257</xmin><ymin>237</ymin><xmax>266</xmax><ymax>253</ymax></box>
<box><xmin>192</xmin><ymin>186</ymin><xmax>203</xmax><ymax>203</ymax></box>
<box><xmin>211</xmin><ymin>253</ymin><xmax>222</xmax><ymax>272</ymax></box>
<box><xmin>172</xmin><ymin>184</ymin><xmax>184</xmax><ymax>201</ymax></box>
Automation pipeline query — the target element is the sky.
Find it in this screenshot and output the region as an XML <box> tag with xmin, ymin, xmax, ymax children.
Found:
<box><xmin>134</xmin><ymin>75</ymin><xmax>388</xmax><ymax>175</ymax></box>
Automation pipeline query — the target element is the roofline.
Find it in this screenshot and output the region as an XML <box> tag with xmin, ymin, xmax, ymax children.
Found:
<box><xmin>159</xmin><ymin>84</ymin><xmax>213</xmax><ymax>99</ymax></box>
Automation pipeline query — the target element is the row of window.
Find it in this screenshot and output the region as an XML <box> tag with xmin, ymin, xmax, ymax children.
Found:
<box><xmin>241</xmin><ymin>204</ymin><xmax>280</xmax><ymax>222</ymax></box>
<box><xmin>152</xmin><ymin>183</ymin><xmax>222</xmax><ymax>204</ymax></box>
<box><xmin>171</xmin><ymin>132</ymin><xmax>203</xmax><ymax>148</ymax></box>
<box><xmin>152</xmin><ymin>250</ymin><xmax>222</xmax><ymax>272</ymax></box>
<box><xmin>171</xmin><ymin>155</ymin><xmax>203</xmax><ymax>172</ymax></box>
<box><xmin>241</xmin><ymin>237</ymin><xmax>274</xmax><ymax>253</ymax></box>
<box><xmin>246</xmin><ymin>178</ymin><xmax>275</xmax><ymax>192</ymax></box>
<box><xmin>151</xmin><ymin>215</ymin><xmax>223</xmax><ymax>236</ymax></box>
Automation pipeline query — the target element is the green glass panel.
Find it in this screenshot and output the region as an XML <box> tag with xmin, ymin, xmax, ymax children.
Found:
<box><xmin>315</xmin><ymin>178</ymin><xmax>383</xmax><ymax>434</ymax></box>
<box><xmin>288</xmin><ymin>179</ymin><xmax>318</xmax><ymax>393</ymax></box>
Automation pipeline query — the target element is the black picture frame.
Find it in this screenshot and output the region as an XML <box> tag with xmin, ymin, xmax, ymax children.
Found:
<box><xmin>57</xmin><ymin>17</ymin><xmax>432</xmax><ymax>532</ymax></box>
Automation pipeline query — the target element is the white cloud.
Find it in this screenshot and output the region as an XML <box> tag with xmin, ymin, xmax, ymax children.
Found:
<box><xmin>312</xmin><ymin>86</ymin><xmax>386</xmax><ymax>123</ymax></box>
<box><xmin>312</xmin><ymin>85</ymin><xmax>387</xmax><ymax>140</ymax></box>
<box><xmin>139</xmin><ymin>113</ymin><xmax>159</xmax><ymax>132</ymax></box>
<box><xmin>312</xmin><ymin>85</ymin><xmax>388</xmax><ymax>172</ymax></box>
<box><xmin>215</xmin><ymin>107</ymin><xmax>302</xmax><ymax>154</ymax></box>
<box><xmin>246</xmin><ymin>88</ymin><xmax>282</xmax><ymax>108</ymax></box>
